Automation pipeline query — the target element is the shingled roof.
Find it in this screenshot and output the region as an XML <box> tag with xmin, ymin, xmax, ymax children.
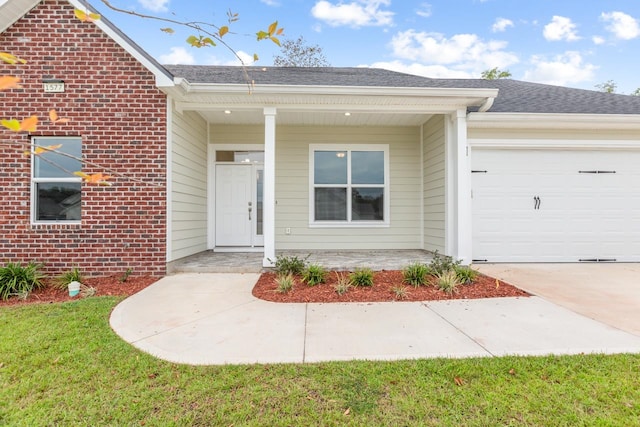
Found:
<box><xmin>164</xmin><ymin>65</ymin><xmax>640</xmax><ymax>115</ymax></box>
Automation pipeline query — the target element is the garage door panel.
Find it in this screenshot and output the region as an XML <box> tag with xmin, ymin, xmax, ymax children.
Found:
<box><xmin>472</xmin><ymin>148</ymin><xmax>640</xmax><ymax>262</ymax></box>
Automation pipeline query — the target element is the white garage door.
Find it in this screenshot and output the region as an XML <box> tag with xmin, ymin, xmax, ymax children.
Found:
<box><xmin>472</xmin><ymin>148</ymin><xmax>640</xmax><ymax>262</ymax></box>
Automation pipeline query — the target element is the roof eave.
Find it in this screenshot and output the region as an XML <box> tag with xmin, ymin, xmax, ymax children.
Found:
<box><xmin>468</xmin><ymin>112</ymin><xmax>640</xmax><ymax>130</ymax></box>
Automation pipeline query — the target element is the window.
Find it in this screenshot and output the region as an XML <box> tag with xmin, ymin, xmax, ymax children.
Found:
<box><xmin>31</xmin><ymin>137</ymin><xmax>82</xmax><ymax>223</ymax></box>
<box><xmin>310</xmin><ymin>145</ymin><xmax>389</xmax><ymax>226</ymax></box>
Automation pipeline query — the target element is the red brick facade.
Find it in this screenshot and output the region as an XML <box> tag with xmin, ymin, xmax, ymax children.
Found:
<box><xmin>0</xmin><ymin>0</ymin><xmax>167</xmax><ymax>276</ymax></box>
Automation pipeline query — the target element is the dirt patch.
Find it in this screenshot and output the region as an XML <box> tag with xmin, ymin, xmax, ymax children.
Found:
<box><xmin>0</xmin><ymin>275</ymin><xmax>159</xmax><ymax>307</ymax></box>
<box><xmin>253</xmin><ymin>270</ymin><xmax>529</xmax><ymax>303</ymax></box>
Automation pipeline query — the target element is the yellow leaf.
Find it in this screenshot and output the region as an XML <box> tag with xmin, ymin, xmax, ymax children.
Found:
<box><xmin>0</xmin><ymin>76</ymin><xmax>22</xmax><ymax>90</ymax></box>
<box><xmin>160</xmin><ymin>27</ymin><xmax>175</xmax><ymax>34</ymax></box>
<box><xmin>74</xmin><ymin>9</ymin><xmax>100</xmax><ymax>23</ymax></box>
<box><xmin>495</xmin><ymin>279</ymin><xmax>500</xmax><ymax>289</ymax></box>
<box><xmin>343</xmin><ymin>408</ymin><xmax>351</xmax><ymax>416</ymax></box>
<box><xmin>0</xmin><ymin>52</ymin><xmax>27</xmax><ymax>65</ymax></box>
<box><xmin>270</xmin><ymin>36</ymin><xmax>281</xmax><ymax>47</ymax></box>
<box><xmin>74</xmin><ymin>172</ymin><xmax>113</xmax><ymax>186</ymax></box>
<box><xmin>268</xmin><ymin>21</ymin><xmax>278</xmax><ymax>36</ymax></box>
<box><xmin>29</xmin><ymin>144</ymin><xmax>63</xmax><ymax>156</ymax></box>
<box><xmin>219</xmin><ymin>26</ymin><xmax>229</xmax><ymax>37</ymax></box>
<box><xmin>2</xmin><ymin>115</ymin><xmax>37</xmax><ymax>132</ymax></box>
<box><xmin>253</xmin><ymin>53</ymin><xmax>259</xmax><ymax>62</ymax></box>
<box><xmin>1</xmin><ymin>119</ymin><xmax>20</xmax><ymax>132</ymax></box>
<box><xmin>49</xmin><ymin>109</ymin><xmax>70</xmax><ymax>124</ymax></box>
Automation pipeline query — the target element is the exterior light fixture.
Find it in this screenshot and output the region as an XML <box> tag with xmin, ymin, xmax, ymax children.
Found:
<box><xmin>224</xmin><ymin>110</ymin><xmax>232</xmax><ymax>114</ymax></box>
<box><xmin>344</xmin><ymin>112</ymin><xmax>351</xmax><ymax>116</ymax></box>
<box><xmin>336</xmin><ymin>152</ymin><xmax>346</xmax><ymax>158</ymax></box>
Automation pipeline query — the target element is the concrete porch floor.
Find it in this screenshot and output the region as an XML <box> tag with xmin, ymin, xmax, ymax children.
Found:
<box><xmin>168</xmin><ymin>250</ymin><xmax>433</xmax><ymax>274</ymax></box>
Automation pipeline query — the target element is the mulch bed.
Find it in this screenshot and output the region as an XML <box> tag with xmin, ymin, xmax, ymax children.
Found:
<box><xmin>253</xmin><ymin>270</ymin><xmax>529</xmax><ymax>303</ymax></box>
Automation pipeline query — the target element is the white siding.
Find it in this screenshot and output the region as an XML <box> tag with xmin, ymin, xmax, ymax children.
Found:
<box><xmin>171</xmin><ymin>110</ymin><xmax>208</xmax><ymax>260</ymax></box>
<box><xmin>275</xmin><ymin>125</ymin><xmax>422</xmax><ymax>250</ymax></box>
<box><xmin>422</xmin><ymin>116</ymin><xmax>446</xmax><ymax>253</ymax></box>
<box><xmin>468</xmin><ymin>128</ymin><xmax>640</xmax><ymax>141</ymax></box>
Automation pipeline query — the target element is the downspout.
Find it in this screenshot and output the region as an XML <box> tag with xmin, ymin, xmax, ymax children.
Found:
<box><xmin>477</xmin><ymin>96</ymin><xmax>495</xmax><ymax>113</ymax></box>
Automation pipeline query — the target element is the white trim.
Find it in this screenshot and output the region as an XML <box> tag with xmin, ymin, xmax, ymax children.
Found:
<box><xmin>454</xmin><ymin>110</ymin><xmax>472</xmax><ymax>265</ymax></box>
<box><xmin>467</xmin><ymin>112</ymin><xmax>640</xmax><ymax>130</ymax></box>
<box><xmin>209</xmin><ymin>143</ymin><xmax>266</xmax><ymax>250</ymax></box>
<box><xmin>444</xmin><ymin>115</ymin><xmax>455</xmax><ymax>256</ymax></box>
<box><xmin>67</xmin><ymin>0</ymin><xmax>173</xmax><ymax>87</ymax></box>
<box><xmin>470</xmin><ymin>138</ymin><xmax>640</xmax><ymax>149</ymax></box>
<box><xmin>308</xmin><ymin>144</ymin><xmax>390</xmax><ymax>228</ymax></box>
<box><xmin>30</xmin><ymin>136</ymin><xmax>82</xmax><ymax>225</ymax></box>
<box><xmin>165</xmin><ymin>97</ymin><xmax>173</xmax><ymax>262</ymax></box>
<box><xmin>213</xmin><ymin>247</ymin><xmax>263</xmax><ymax>253</ymax></box>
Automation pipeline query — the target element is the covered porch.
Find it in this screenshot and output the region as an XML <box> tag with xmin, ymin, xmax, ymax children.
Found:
<box><xmin>164</xmin><ymin>67</ymin><xmax>498</xmax><ymax>271</ymax></box>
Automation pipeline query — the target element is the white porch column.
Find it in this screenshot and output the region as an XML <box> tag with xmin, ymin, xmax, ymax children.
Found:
<box><xmin>454</xmin><ymin>109</ymin><xmax>472</xmax><ymax>265</ymax></box>
<box><xmin>263</xmin><ymin>107</ymin><xmax>277</xmax><ymax>267</ymax></box>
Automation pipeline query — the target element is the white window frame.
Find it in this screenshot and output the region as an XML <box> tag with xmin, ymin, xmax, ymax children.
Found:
<box><xmin>309</xmin><ymin>144</ymin><xmax>390</xmax><ymax>228</ymax></box>
<box><xmin>31</xmin><ymin>136</ymin><xmax>82</xmax><ymax>224</ymax></box>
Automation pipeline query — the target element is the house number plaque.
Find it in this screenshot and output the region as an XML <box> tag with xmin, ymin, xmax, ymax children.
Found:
<box><xmin>43</xmin><ymin>81</ymin><xmax>65</xmax><ymax>93</ymax></box>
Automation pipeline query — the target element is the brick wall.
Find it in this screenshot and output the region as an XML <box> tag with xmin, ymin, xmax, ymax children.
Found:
<box><xmin>0</xmin><ymin>0</ymin><xmax>168</xmax><ymax>277</ymax></box>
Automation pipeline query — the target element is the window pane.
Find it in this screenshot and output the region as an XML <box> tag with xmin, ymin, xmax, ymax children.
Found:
<box><xmin>352</xmin><ymin>151</ymin><xmax>384</xmax><ymax>184</ymax></box>
<box><xmin>352</xmin><ymin>187</ymin><xmax>384</xmax><ymax>221</ymax></box>
<box><xmin>315</xmin><ymin>188</ymin><xmax>347</xmax><ymax>221</ymax></box>
<box><xmin>314</xmin><ymin>151</ymin><xmax>347</xmax><ymax>184</ymax></box>
<box><xmin>34</xmin><ymin>138</ymin><xmax>82</xmax><ymax>178</ymax></box>
<box><xmin>36</xmin><ymin>182</ymin><xmax>81</xmax><ymax>221</ymax></box>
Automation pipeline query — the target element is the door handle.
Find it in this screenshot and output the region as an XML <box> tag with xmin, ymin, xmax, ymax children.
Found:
<box><xmin>248</xmin><ymin>206</ymin><xmax>252</xmax><ymax>220</ymax></box>
<box><xmin>533</xmin><ymin>196</ymin><xmax>541</xmax><ymax>210</ymax></box>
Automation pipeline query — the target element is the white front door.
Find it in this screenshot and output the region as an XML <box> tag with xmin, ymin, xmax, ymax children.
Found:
<box><xmin>472</xmin><ymin>148</ymin><xmax>640</xmax><ymax>262</ymax></box>
<box><xmin>215</xmin><ymin>164</ymin><xmax>264</xmax><ymax>247</ymax></box>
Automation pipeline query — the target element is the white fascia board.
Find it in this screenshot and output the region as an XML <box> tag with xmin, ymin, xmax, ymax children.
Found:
<box><xmin>0</xmin><ymin>0</ymin><xmax>40</xmax><ymax>32</ymax></box>
<box><xmin>176</xmin><ymin>80</ymin><xmax>498</xmax><ymax>102</ymax></box>
<box><xmin>468</xmin><ymin>112</ymin><xmax>640</xmax><ymax>130</ymax></box>
<box><xmin>68</xmin><ymin>0</ymin><xmax>174</xmax><ymax>87</ymax></box>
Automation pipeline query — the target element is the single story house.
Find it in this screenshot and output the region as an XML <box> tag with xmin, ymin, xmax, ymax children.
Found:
<box><xmin>1</xmin><ymin>0</ymin><xmax>639</xmax><ymax>276</ymax></box>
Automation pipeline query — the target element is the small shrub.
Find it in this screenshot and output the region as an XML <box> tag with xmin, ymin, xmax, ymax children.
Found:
<box><xmin>436</xmin><ymin>270</ymin><xmax>461</xmax><ymax>294</ymax></box>
<box><xmin>349</xmin><ymin>268</ymin><xmax>374</xmax><ymax>287</ymax></box>
<box><xmin>56</xmin><ymin>267</ymin><xmax>83</xmax><ymax>290</ymax></box>
<box><xmin>454</xmin><ymin>265</ymin><xmax>478</xmax><ymax>285</ymax></box>
<box><xmin>302</xmin><ymin>264</ymin><xmax>326</xmax><ymax>286</ymax></box>
<box><xmin>0</xmin><ymin>261</ymin><xmax>45</xmax><ymax>300</ymax></box>
<box><xmin>402</xmin><ymin>262</ymin><xmax>430</xmax><ymax>287</ymax></box>
<box><xmin>334</xmin><ymin>272</ymin><xmax>351</xmax><ymax>296</ymax></box>
<box><xmin>79</xmin><ymin>284</ymin><xmax>97</xmax><ymax>298</ymax></box>
<box><xmin>270</xmin><ymin>254</ymin><xmax>309</xmax><ymax>275</ymax></box>
<box><xmin>119</xmin><ymin>268</ymin><xmax>133</xmax><ymax>283</ymax></box>
<box><xmin>275</xmin><ymin>273</ymin><xmax>295</xmax><ymax>294</ymax></box>
<box><xmin>391</xmin><ymin>285</ymin><xmax>409</xmax><ymax>300</ymax></box>
<box><xmin>429</xmin><ymin>251</ymin><xmax>462</xmax><ymax>276</ymax></box>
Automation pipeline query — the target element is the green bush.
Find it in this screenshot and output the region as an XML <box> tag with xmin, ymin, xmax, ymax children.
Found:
<box><xmin>0</xmin><ymin>261</ymin><xmax>45</xmax><ymax>300</ymax></box>
<box><xmin>275</xmin><ymin>273</ymin><xmax>295</xmax><ymax>294</ymax></box>
<box><xmin>436</xmin><ymin>270</ymin><xmax>460</xmax><ymax>294</ymax></box>
<box><xmin>349</xmin><ymin>268</ymin><xmax>374</xmax><ymax>287</ymax></box>
<box><xmin>270</xmin><ymin>254</ymin><xmax>309</xmax><ymax>275</ymax></box>
<box><xmin>428</xmin><ymin>251</ymin><xmax>462</xmax><ymax>276</ymax></box>
<box><xmin>454</xmin><ymin>265</ymin><xmax>478</xmax><ymax>284</ymax></box>
<box><xmin>402</xmin><ymin>262</ymin><xmax>430</xmax><ymax>286</ymax></box>
<box><xmin>302</xmin><ymin>264</ymin><xmax>326</xmax><ymax>286</ymax></box>
<box><xmin>56</xmin><ymin>267</ymin><xmax>83</xmax><ymax>290</ymax></box>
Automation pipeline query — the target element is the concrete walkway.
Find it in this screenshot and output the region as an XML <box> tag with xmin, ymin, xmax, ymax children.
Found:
<box><xmin>110</xmin><ymin>273</ymin><xmax>640</xmax><ymax>365</ymax></box>
<box><xmin>476</xmin><ymin>264</ymin><xmax>640</xmax><ymax>336</ymax></box>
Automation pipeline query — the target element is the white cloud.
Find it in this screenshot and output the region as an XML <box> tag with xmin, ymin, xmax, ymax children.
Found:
<box><xmin>601</xmin><ymin>11</ymin><xmax>640</xmax><ymax>40</ymax></box>
<box><xmin>416</xmin><ymin>3</ymin><xmax>432</xmax><ymax>18</ymax></box>
<box><xmin>159</xmin><ymin>47</ymin><xmax>195</xmax><ymax>65</ymax></box>
<box><xmin>492</xmin><ymin>18</ymin><xmax>514</xmax><ymax>33</ymax></box>
<box><xmin>388</xmin><ymin>30</ymin><xmax>518</xmax><ymax>76</ymax></box>
<box><xmin>311</xmin><ymin>0</ymin><xmax>394</xmax><ymax>28</ymax></box>
<box><xmin>592</xmin><ymin>35</ymin><xmax>605</xmax><ymax>45</ymax></box>
<box><xmin>523</xmin><ymin>51</ymin><xmax>596</xmax><ymax>86</ymax></box>
<box><xmin>260</xmin><ymin>0</ymin><xmax>280</xmax><ymax>6</ymax></box>
<box><xmin>543</xmin><ymin>16</ymin><xmax>580</xmax><ymax>41</ymax></box>
<box><xmin>364</xmin><ymin>61</ymin><xmax>474</xmax><ymax>79</ymax></box>
<box><xmin>205</xmin><ymin>51</ymin><xmax>256</xmax><ymax>66</ymax></box>
<box><xmin>138</xmin><ymin>0</ymin><xmax>169</xmax><ymax>13</ymax></box>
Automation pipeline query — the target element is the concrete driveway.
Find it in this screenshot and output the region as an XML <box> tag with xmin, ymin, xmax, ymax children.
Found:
<box><xmin>476</xmin><ymin>263</ymin><xmax>640</xmax><ymax>336</ymax></box>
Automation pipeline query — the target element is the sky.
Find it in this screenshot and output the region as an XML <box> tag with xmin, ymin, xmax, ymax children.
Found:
<box><xmin>91</xmin><ymin>0</ymin><xmax>640</xmax><ymax>94</ymax></box>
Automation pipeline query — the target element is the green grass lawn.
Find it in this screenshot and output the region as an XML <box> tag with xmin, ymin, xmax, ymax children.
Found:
<box><xmin>1</xmin><ymin>297</ymin><xmax>639</xmax><ymax>426</ymax></box>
